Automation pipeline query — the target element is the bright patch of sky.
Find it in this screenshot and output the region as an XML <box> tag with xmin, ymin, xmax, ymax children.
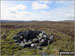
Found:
<box><xmin>1</xmin><ymin>0</ymin><xmax>75</xmax><ymax>21</ymax></box>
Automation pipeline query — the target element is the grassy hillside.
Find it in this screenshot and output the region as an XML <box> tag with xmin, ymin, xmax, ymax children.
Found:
<box><xmin>0</xmin><ymin>21</ymin><xmax>74</xmax><ymax>56</ymax></box>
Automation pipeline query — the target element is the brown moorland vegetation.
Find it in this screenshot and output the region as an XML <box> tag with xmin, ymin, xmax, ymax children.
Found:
<box><xmin>0</xmin><ymin>21</ymin><xmax>75</xmax><ymax>55</ymax></box>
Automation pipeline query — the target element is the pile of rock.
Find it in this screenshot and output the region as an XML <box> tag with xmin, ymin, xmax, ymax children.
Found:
<box><xmin>13</xmin><ymin>30</ymin><xmax>53</xmax><ymax>49</ymax></box>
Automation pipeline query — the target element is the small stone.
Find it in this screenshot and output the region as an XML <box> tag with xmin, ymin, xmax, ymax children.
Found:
<box><xmin>31</xmin><ymin>44</ymin><xmax>34</xmax><ymax>47</ymax></box>
<box><xmin>43</xmin><ymin>35</ymin><xmax>47</xmax><ymax>37</ymax></box>
<box><xmin>32</xmin><ymin>38</ymin><xmax>38</xmax><ymax>42</ymax></box>
<box><xmin>39</xmin><ymin>33</ymin><xmax>43</xmax><ymax>37</ymax></box>
<box><xmin>20</xmin><ymin>36</ymin><xmax>23</xmax><ymax>38</ymax></box>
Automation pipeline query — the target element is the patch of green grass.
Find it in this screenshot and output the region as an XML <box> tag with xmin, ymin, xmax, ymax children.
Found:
<box><xmin>1</xmin><ymin>28</ymin><xmax>74</xmax><ymax>55</ymax></box>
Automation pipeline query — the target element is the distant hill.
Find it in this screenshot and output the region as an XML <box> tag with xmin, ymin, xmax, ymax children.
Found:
<box><xmin>0</xmin><ymin>20</ymin><xmax>25</xmax><ymax>23</ymax></box>
<box><xmin>59</xmin><ymin>20</ymin><xmax>75</xmax><ymax>22</ymax></box>
<box><xmin>0</xmin><ymin>20</ymin><xmax>75</xmax><ymax>23</ymax></box>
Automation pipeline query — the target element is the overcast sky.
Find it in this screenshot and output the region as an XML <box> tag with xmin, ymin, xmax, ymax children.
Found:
<box><xmin>1</xmin><ymin>0</ymin><xmax>75</xmax><ymax>21</ymax></box>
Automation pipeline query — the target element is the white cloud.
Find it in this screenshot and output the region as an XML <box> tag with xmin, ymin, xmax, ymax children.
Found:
<box><xmin>1</xmin><ymin>1</ymin><xmax>27</xmax><ymax>20</ymax></box>
<box><xmin>38</xmin><ymin>0</ymin><xmax>51</xmax><ymax>4</ymax></box>
<box><xmin>32</xmin><ymin>2</ymin><xmax>48</xmax><ymax>10</ymax></box>
<box><xmin>7</xmin><ymin>4</ymin><xmax>27</xmax><ymax>13</ymax></box>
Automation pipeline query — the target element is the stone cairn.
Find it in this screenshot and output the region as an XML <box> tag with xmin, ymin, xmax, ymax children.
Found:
<box><xmin>13</xmin><ymin>30</ymin><xmax>53</xmax><ymax>49</ymax></box>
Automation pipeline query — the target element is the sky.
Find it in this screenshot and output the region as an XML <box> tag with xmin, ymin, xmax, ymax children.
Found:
<box><xmin>1</xmin><ymin>0</ymin><xmax>75</xmax><ymax>21</ymax></box>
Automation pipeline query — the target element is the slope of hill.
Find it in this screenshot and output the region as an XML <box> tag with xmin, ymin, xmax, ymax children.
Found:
<box><xmin>1</xmin><ymin>20</ymin><xmax>74</xmax><ymax>55</ymax></box>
